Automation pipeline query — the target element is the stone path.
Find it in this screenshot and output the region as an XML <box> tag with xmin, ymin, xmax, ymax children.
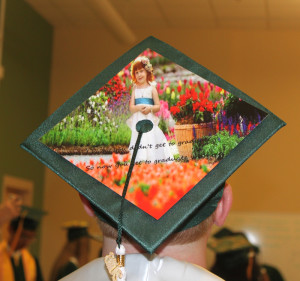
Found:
<box><xmin>155</xmin><ymin>65</ymin><xmax>208</xmax><ymax>83</ymax></box>
<box><xmin>63</xmin><ymin>144</ymin><xmax>179</xmax><ymax>165</ymax></box>
<box><xmin>63</xmin><ymin>154</ymin><xmax>113</xmax><ymax>165</ymax></box>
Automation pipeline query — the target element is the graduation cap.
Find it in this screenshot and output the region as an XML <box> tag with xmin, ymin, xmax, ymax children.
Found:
<box><xmin>9</xmin><ymin>206</ymin><xmax>46</xmax><ymax>253</ymax></box>
<box><xmin>10</xmin><ymin>206</ymin><xmax>46</xmax><ymax>231</ymax></box>
<box><xmin>21</xmin><ymin>36</ymin><xmax>285</xmax><ymax>256</ymax></box>
<box><xmin>208</xmin><ymin>227</ymin><xmax>286</xmax><ymax>281</ymax></box>
<box><xmin>208</xmin><ymin>227</ymin><xmax>261</xmax><ymax>280</ymax></box>
<box><xmin>61</xmin><ymin>220</ymin><xmax>102</xmax><ymax>242</ymax></box>
<box><xmin>61</xmin><ymin>220</ymin><xmax>90</xmax><ymax>241</ymax></box>
<box><xmin>208</xmin><ymin>227</ymin><xmax>259</xmax><ymax>255</ymax></box>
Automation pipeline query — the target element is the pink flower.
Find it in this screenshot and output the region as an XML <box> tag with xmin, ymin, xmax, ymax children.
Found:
<box><xmin>219</xmin><ymin>97</ymin><xmax>224</xmax><ymax>106</ymax></box>
<box><xmin>215</xmin><ymin>86</ymin><xmax>223</xmax><ymax>92</ymax></box>
<box><xmin>203</xmin><ymin>81</ymin><xmax>209</xmax><ymax>90</ymax></box>
<box><xmin>156</xmin><ymin>100</ymin><xmax>170</xmax><ymax>120</ymax></box>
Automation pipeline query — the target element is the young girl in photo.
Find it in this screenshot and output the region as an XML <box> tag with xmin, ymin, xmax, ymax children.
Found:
<box><xmin>126</xmin><ymin>56</ymin><xmax>173</xmax><ymax>164</ymax></box>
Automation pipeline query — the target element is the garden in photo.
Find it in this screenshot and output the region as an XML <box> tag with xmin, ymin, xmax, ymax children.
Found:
<box><xmin>40</xmin><ymin>49</ymin><xmax>267</xmax><ymax>219</ymax></box>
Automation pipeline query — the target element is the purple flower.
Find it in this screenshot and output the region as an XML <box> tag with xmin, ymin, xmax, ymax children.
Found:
<box><xmin>222</xmin><ymin>114</ymin><xmax>228</xmax><ymax>126</ymax></box>
<box><xmin>257</xmin><ymin>113</ymin><xmax>261</xmax><ymax>123</ymax></box>
<box><xmin>192</xmin><ymin>126</ymin><xmax>196</xmax><ymax>139</ymax></box>
<box><xmin>218</xmin><ymin>113</ymin><xmax>222</xmax><ymax>123</ymax></box>
<box><xmin>234</xmin><ymin>127</ymin><xmax>239</xmax><ymax>135</ymax></box>
<box><xmin>242</xmin><ymin>119</ymin><xmax>247</xmax><ymax>136</ymax></box>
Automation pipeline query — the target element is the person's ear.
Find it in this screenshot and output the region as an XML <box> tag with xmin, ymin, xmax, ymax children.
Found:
<box><xmin>214</xmin><ymin>183</ymin><xmax>233</xmax><ymax>226</ymax></box>
<box><xmin>78</xmin><ymin>193</ymin><xmax>95</xmax><ymax>217</ymax></box>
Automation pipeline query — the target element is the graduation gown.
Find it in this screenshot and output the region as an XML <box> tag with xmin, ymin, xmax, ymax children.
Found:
<box><xmin>0</xmin><ymin>241</ymin><xmax>43</xmax><ymax>281</ymax></box>
<box><xmin>60</xmin><ymin>253</ymin><xmax>224</xmax><ymax>281</ymax></box>
<box><xmin>55</xmin><ymin>258</ymin><xmax>78</xmax><ymax>280</ymax></box>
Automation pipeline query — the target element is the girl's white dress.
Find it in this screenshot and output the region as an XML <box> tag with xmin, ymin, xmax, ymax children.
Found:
<box><xmin>126</xmin><ymin>86</ymin><xmax>173</xmax><ymax>164</ymax></box>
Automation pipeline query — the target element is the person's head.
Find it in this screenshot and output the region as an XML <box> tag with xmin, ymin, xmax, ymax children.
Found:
<box><xmin>60</xmin><ymin>221</ymin><xmax>91</xmax><ymax>260</ymax></box>
<box><xmin>49</xmin><ymin>223</ymin><xmax>91</xmax><ymax>281</ymax></box>
<box><xmin>66</xmin><ymin>224</ymin><xmax>89</xmax><ymax>242</ymax></box>
<box><xmin>66</xmin><ymin>224</ymin><xmax>91</xmax><ymax>260</ymax></box>
<box><xmin>63</xmin><ymin>235</ymin><xmax>90</xmax><ymax>265</ymax></box>
<box><xmin>209</xmin><ymin>227</ymin><xmax>261</xmax><ymax>281</ymax></box>
<box><xmin>8</xmin><ymin>216</ymin><xmax>38</xmax><ymax>251</ymax></box>
<box><xmin>79</xmin><ymin>183</ymin><xmax>232</xmax><ymax>254</ymax></box>
<box><xmin>131</xmin><ymin>56</ymin><xmax>154</xmax><ymax>85</ymax></box>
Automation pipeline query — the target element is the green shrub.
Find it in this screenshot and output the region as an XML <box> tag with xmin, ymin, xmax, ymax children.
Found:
<box><xmin>40</xmin><ymin>125</ymin><xmax>131</xmax><ymax>147</ymax></box>
<box><xmin>223</xmin><ymin>93</ymin><xmax>266</xmax><ymax>123</ymax></box>
<box><xmin>158</xmin><ymin>119</ymin><xmax>169</xmax><ymax>134</ymax></box>
<box><xmin>192</xmin><ymin>130</ymin><xmax>244</xmax><ymax>160</ymax></box>
<box><xmin>150</xmin><ymin>56</ymin><xmax>170</xmax><ymax>66</ymax></box>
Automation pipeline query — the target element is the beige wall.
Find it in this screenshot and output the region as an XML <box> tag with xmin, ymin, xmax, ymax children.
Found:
<box><xmin>41</xmin><ymin>28</ymin><xmax>299</xmax><ymax>279</ymax></box>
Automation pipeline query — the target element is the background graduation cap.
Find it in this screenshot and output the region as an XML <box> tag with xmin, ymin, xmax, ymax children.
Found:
<box><xmin>208</xmin><ymin>227</ymin><xmax>285</xmax><ymax>281</ymax></box>
<box><xmin>61</xmin><ymin>220</ymin><xmax>102</xmax><ymax>243</ymax></box>
<box><xmin>9</xmin><ymin>206</ymin><xmax>47</xmax><ymax>253</ymax></box>
<box><xmin>21</xmin><ymin>36</ymin><xmax>285</xmax><ymax>253</ymax></box>
<box><xmin>62</xmin><ymin>220</ymin><xmax>90</xmax><ymax>242</ymax></box>
<box><xmin>10</xmin><ymin>206</ymin><xmax>47</xmax><ymax>231</ymax></box>
<box><xmin>208</xmin><ymin>227</ymin><xmax>259</xmax><ymax>254</ymax></box>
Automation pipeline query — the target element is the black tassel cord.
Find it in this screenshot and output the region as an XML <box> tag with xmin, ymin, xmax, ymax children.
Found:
<box><xmin>116</xmin><ymin>120</ymin><xmax>153</xmax><ymax>248</ymax></box>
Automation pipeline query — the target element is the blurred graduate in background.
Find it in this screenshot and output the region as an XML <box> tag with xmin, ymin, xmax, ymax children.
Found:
<box><xmin>208</xmin><ymin>227</ymin><xmax>285</xmax><ymax>281</ymax></box>
<box><xmin>49</xmin><ymin>221</ymin><xmax>102</xmax><ymax>281</ymax></box>
<box><xmin>0</xmin><ymin>206</ymin><xmax>45</xmax><ymax>281</ymax></box>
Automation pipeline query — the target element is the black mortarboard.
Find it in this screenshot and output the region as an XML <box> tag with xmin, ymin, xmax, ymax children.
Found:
<box><xmin>21</xmin><ymin>36</ymin><xmax>285</xmax><ymax>253</ymax></box>
<box><xmin>61</xmin><ymin>220</ymin><xmax>102</xmax><ymax>242</ymax></box>
<box><xmin>10</xmin><ymin>206</ymin><xmax>46</xmax><ymax>232</ymax></box>
<box><xmin>209</xmin><ymin>227</ymin><xmax>286</xmax><ymax>281</ymax></box>
<box><xmin>61</xmin><ymin>221</ymin><xmax>90</xmax><ymax>241</ymax></box>
<box><xmin>208</xmin><ymin>227</ymin><xmax>261</xmax><ymax>280</ymax></box>
<box><xmin>208</xmin><ymin>227</ymin><xmax>259</xmax><ymax>255</ymax></box>
<box><xmin>9</xmin><ymin>206</ymin><xmax>46</xmax><ymax>253</ymax></box>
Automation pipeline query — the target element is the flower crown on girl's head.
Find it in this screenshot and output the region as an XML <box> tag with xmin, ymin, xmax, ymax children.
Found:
<box><xmin>132</xmin><ymin>56</ymin><xmax>153</xmax><ymax>73</ymax></box>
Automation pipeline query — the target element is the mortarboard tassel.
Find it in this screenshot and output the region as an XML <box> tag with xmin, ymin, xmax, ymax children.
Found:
<box><xmin>105</xmin><ymin>120</ymin><xmax>153</xmax><ymax>281</ymax></box>
<box><xmin>246</xmin><ymin>248</ymin><xmax>255</xmax><ymax>281</ymax></box>
<box><xmin>104</xmin><ymin>245</ymin><xmax>126</xmax><ymax>281</ymax></box>
<box><xmin>9</xmin><ymin>210</ymin><xmax>28</xmax><ymax>256</ymax></box>
<box><xmin>260</xmin><ymin>268</ymin><xmax>271</xmax><ymax>281</ymax></box>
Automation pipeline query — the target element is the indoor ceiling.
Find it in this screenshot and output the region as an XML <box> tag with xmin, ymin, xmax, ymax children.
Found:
<box><xmin>25</xmin><ymin>0</ymin><xmax>300</xmax><ymax>43</ymax></box>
